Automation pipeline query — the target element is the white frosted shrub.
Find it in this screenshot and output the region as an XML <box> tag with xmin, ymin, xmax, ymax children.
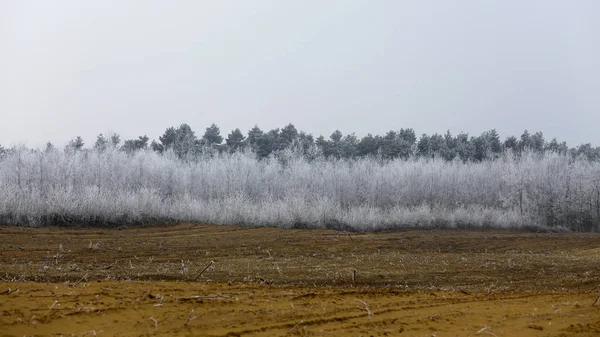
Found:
<box><xmin>0</xmin><ymin>147</ymin><xmax>599</xmax><ymax>231</ymax></box>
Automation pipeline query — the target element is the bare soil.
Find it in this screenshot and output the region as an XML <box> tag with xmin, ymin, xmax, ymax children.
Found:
<box><xmin>1</xmin><ymin>224</ymin><xmax>600</xmax><ymax>336</ymax></box>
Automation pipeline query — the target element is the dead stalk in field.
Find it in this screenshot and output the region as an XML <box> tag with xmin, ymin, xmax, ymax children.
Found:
<box><xmin>148</xmin><ymin>316</ymin><xmax>158</xmax><ymax>331</ymax></box>
<box><xmin>193</xmin><ymin>261</ymin><xmax>214</xmax><ymax>281</ymax></box>
<box><xmin>44</xmin><ymin>300</ymin><xmax>59</xmax><ymax>316</ymax></box>
<box><xmin>352</xmin><ymin>269</ymin><xmax>357</xmax><ymax>286</ymax></box>
<box><xmin>355</xmin><ymin>299</ymin><xmax>371</xmax><ymax>319</ymax></box>
<box><xmin>593</xmin><ymin>294</ymin><xmax>600</xmax><ymax>306</ymax></box>
<box><xmin>89</xmin><ymin>241</ymin><xmax>101</xmax><ymax>250</ymax></box>
<box><xmin>180</xmin><ymin>260</ymin><xmax>188</xmax><ymax>275</ymax></box>
<box><xmin>184</xmin><ymin>309</ymin><xmax>196</xmax><ymax>326</ymax></box>
<box><xmin>288</xmin><ymin>320</ymin><xmax>305</xmax><ymax>333</ymax></box>
<box><xmin>70</xmin><ymin>273</ymin><xmax>88</xmax><ymax>287</ymax></box>
<box><xmin>103</xmin><ymin>261</ymin><xmax>117</xmax><ymax>270</ymax></box>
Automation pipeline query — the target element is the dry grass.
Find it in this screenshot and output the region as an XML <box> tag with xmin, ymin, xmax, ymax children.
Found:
<box><xmin>1</xmin><ymin>223</ymin><xmax>599</xmax><ymax>292</ymax></box>
<box><xmin>1</xmin><ymin>223</ymin><xmax>600</xmax><ymax>336</ymax></box>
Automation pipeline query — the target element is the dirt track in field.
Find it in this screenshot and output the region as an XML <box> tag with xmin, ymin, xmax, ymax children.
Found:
<box><xmin>1</xmin><ymin>224</ymin><xmax>600</xmax><ymax>336</ymax></box>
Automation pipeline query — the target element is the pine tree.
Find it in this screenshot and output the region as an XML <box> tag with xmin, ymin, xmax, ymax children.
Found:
<box><xmin>203</xmin><ymin>124</ymin><xmax>223</xmax><ymax>146</ymax></box>
<box><xmin>488</xmin><ymin>129</ymin><xmax>502</xmax><ymax>154</ymax></box>
<box><xmin>109</xmin><ymin>133</ymin><xmax>121</xmax><ymax>148</ymax></box>
<box><xmin>94</xmin><ymin>134</ymin><xmax>109</xmax><ymax>152</ymax></box>
<box><xmin>66</xmin><ymin>136</ymin><xmax>84</xmax><ymax>151</ymax></box>
<box><xmin>280</xmin><ymin>124</ymin><xmax>299</xmax><ymax>148</ymax></box>
<box><xmin>122</xmin><ymin>135</ymin><xmax>149</xmax><ymax>153</ymax></box>
<box><xmin>357</xmin><ymin>134</ymin><xmax>379</xmax><ymax>157</ymax></box>
<box><xmin>246</xmin><ymin>125</ymin><xmax>264</xmax><ymax>148</ymax></box>
<box><xmin>531</xmin><ymin>132</ymin><xmax>545</xmax><ymax>153</ymax></box>
<box><xmin>504</xmin><ymin>136</ymin><xmax>518</xmax><ymax>153</ymax></box>
<box><xmin>45</xmin><ymin>142</ymin><xmax>55</xmax><ymax>153</ymax></box>
<box><xmin>519</xmin><ymin>130</ymin><xmax>532</xmax><ymax>152</ymax></box>
<box><xmin>416</xmin><ymin>134</ymin><xmax>431</xmax><ymax>158</ymax></box>
<box><xmin>158</xmin><ymin>124</ymin><xmax>198</xmax><ymax>158</ymax></box>
<box><xmin>226</xmin><ymin>128</ymin><xmax>246</xmax><ymax>151</ymax></box>
<box><xmin>159</xmin><ymin>127</ymin><xmax>178</xmax><ymax>149</ymax></box>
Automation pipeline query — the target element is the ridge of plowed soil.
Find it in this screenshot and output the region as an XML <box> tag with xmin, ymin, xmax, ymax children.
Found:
<box><xmin>1</xmin><ymin>224</ymin><xmax>599</xmax><ymax>336</ymax></box>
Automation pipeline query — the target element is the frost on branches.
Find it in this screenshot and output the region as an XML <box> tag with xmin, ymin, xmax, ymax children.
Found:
<box><xmin>0</xmin><ymin>146</ymin><xmax>598</xmax><ymax>231</ymax></box>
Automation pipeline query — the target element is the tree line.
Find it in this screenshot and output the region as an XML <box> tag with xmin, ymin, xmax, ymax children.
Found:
<box><xmin>1</xmin><ymin>123</ymin><xmax>599</xmax><ymax>231</ymax></box>
<box><xmin>1</xmin><ymin>145</ymin><xmax>599</xmax><ymax>232</ymax></box>
<box><xmin>3</xmin><ymin>123</ymin><xmax>598</xmax><ymax>162</ymax></box>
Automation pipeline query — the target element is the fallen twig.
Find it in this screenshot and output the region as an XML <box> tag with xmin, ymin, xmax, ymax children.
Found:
<box><xmin>44</xmin><ymin>300</ymin><xmax>59</xmax><ymax>317</ymax></box>
<box><xmin>355</xmin><ymin>299</ymin><xmax>371</xmax><ymax>319</ymax></box>
<box><xmin>70</xmin><ymin>273</ymin><xmax>88</xmax><ymax>287</ymax></box>
<box><xmin>288</xmin><ymin>320</ymin><xmax>305</xmax><ymax>333</ymax></box>
<box><xmin>184</xmin><ymin>309</ymin><xmax>196</xmax><ymax>326</ymax></box>
<box><xmin>177</xmin><ymin>294</ymin><xmax>232</xmax><ymax>302</ymax></box>
<box><xmin>103</xmin><ymin>261</ymin><xmax>117</xmax><ymax>270</ymax></box>
<box><xmin>476</xmin><ymin>326</ymin><xmax>498</xmax><ymax>336</ymax></box>
<box><xmin>0</xmin><ymin>287</ymin><xmax>18</xmax><ymax>295</ymax></box>
<box><xmin>148</xmin><ymin>316</ymin><xmax>158</xmax><ymax>331</ymax></box>
<box><xmin>458</xmin><ymin>288</ymin><xmax>470</xmax><ymax>295</ymax></box>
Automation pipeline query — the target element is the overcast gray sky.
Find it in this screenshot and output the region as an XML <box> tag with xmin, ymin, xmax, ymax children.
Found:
<box><xmin>1</xmin><ymin>0</ymin><xmax>599</xmax><ymax>148</ymax></box>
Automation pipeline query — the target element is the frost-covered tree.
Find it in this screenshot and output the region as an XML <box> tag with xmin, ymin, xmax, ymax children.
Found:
<box><xmin>1</xmin><ymin>122</ymin><xmax>598</xmax><ymax>230</ymax></box>
<box><xmin>0</xmin><ymin>143</ymin><xmax>599</xmax><ymax>231</ymax></box>
<box><xmin>109</xmin><ymin>133</ymin><xmax>121</xmax><ymax>148</ymax></box>
<box><xmin>455</xmin><ymin>132</ymin><xmax>474</xmax><ymax>161</ymax></box>
<box><xmin>45</xmin><ymin>142</ymin><xmax>54</xmax><ymax>153</ymax></box>
<box><xmin>158</xmin><ymin>124</ymin><xmax>198</xmax><ymax>158</ymax></box>
<box><xmin>66</xmin><ymin>136</ymin><xmax>84</xmax><ymax>152</ymax></box>
<box><xmin>94</xmin><ymin>134</ymin><xmax>109</xmax><ymax>152</ymax></box>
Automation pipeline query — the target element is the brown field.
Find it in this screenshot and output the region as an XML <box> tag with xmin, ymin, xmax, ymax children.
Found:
<box><xmin>1</xmin><ymin>224</ymin><xmax>600</xmax><ymax>336</ymax></box>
